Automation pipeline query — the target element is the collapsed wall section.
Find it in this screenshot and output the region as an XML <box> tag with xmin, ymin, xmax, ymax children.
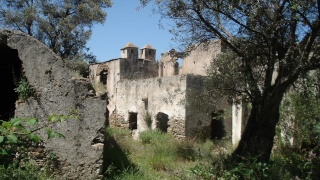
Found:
<box><xmin>181</xmin><ymin>40</ymin><xmax>223</xmax><ymax>76</ymax></box>
<box><xmin>1</xmin><ymin>29</ymin><xmax>107</xmax><ymax>179</ymax></box>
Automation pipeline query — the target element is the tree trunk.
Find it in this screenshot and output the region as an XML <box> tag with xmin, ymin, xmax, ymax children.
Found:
<box><xmin>233</xmin><ymin>91</ymin><xmax>284</xmax><ymax>162</ymax></box>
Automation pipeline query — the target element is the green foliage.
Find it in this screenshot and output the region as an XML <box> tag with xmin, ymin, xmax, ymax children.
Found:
<box><xmin>64</xmin><ymin>53</ymin><xmax>91</xmax><ymax>77</ymax></box>
<box><xmin>142</xmin><ymin>0</ymin><xmax>320</xmax><ymax>161</ymax></box>
<box><xmin>279</xmin><ymin>71</ymin><xmax>320</xmax><ymax>146</ymax></box>
<box><xmin>0</xmin><ymin>163</ymin><xmax>54</xmax><ymax>180</ymax></box>
<box><xmin>206</xmin><ymin>51</ymin><xmax>244</xmax><ymax>99</ymax></box>
<box><xmin>269</xmin><ymin>146</ymin><xmax>320</xmax><ymax>179</ymax></box>
<box><xmin>103</xmin><ymin>128</ymin><xmax>137</xmax><ymax>178</ymax></box>
<box><xmin>139</xmin><ymin>129</ymin><xmax>172</xmax><ymax>145</ymax></box>
<box><xmin>103</xmin><ymin>127</ymin><xmax>318</xmax><ymax>179</ymax></box>
<box><xmin>0</xmin><ymin>113</ymin><xmax>76</xmax><ymax>167</ymax></box>
<box><xmin>0</xmin><ymin>0</ymin><xmax>111</xmax><ymax>73</ymax></box>
<box><xmin>276</xmin><ymin>71</ymin><xmax>320</xmax><ymax>179</ymax></box>
<box><xmin>188</xmin><ymin>163</ymin><xmax>215</xmax><ymax>179</ymax></box>
<box><xmin>14</xmin><ymin>77</ymin><xmax>34</xmax><ymax>101</ymax></box>
<box><xmin>144</xmin><ymin>113</ymin><xmax>152</xmax><ymax>128</ymax></box>
<box><xmin>105</xmin><ymin>167</ymin><xmax>149</xmax><ymax>180</ymax></box>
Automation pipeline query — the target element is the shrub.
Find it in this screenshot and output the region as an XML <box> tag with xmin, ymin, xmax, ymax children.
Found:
<box><xmin>270</xmin><ymin>146</ymin><xmax>320</xmax><ymax>179</ymax></box>
<box><xmin>0</xmin><ymin>114</ymin><xmax>76</xmax><ymax>167</ymax></box>
<box><xmin>0</xmin><ymin>163</ymin><xmax>53</xmax><ymax>180</ymax></box>
<box><xmin>65</xmin><ymin>59</ymin><xmax>89</xmax><ymax>78</ymax></box>
<box><xmin>176</xmin><ymin>139</ymin><xmax>198</xmax><ymax>161</ymax></box>
<box><xmin>14</xmin><ymin>76</ymin><xmax>34</xmax><ymax>101</ymax></box>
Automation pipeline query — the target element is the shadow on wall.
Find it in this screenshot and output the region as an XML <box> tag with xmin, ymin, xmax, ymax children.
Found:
<box><xmin>101</xmin><ymin>129</ymin><xmax>136</xmax><ymax>178</ymax></box>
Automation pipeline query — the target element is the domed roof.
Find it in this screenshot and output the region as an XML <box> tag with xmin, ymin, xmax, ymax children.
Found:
<box><xmin>121</xmin><ymin>42</ymin><xmax>137</xmax><ymax>49</ymax></box>
<box><xmin>142</xmin><ymin>44</ymin><xmax>154</xmax><ymax>49</ymax></box>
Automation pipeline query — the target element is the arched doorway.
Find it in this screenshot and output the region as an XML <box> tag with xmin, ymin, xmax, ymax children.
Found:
<box><xmin>156</xmin><ymin>112</ymin><xmax>169</xmax><ymax>132</ymax></box>
<box><xmin>0</xmin><ymin>44</ymin><xmax>22</xmax><ymax>120</ymax></box>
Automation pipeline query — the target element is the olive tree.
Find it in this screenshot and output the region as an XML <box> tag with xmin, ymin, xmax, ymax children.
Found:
<box><xmin>0</xmin><ymin>0</ymin><xmax>112</xmax><ymax>65</ymax></box>
<box><xmin>141</xmin><ymin>0</ymin><xmax>320</xmax><ymax>162</ymax></box>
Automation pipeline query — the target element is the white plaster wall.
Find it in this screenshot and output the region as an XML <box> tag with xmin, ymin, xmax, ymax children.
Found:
<box><xmin>115</xmin><ymin>76</ymin><xmax>188</xmax><ymax>138</ymax></box>
<box><xmin>89</xmin><ymin>60</ymin><xmax>121</xmax><ymax>115</ymax></box>
<box><xmin>232</xmin><ymin>102</ymin><xmax>242</xmax><ymax>145</ymax></box>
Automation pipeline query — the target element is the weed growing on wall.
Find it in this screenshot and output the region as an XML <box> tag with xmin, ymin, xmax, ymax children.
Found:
<box><xmin>14</xmin><ymin>76</ymin><xmax>34</xmax><ymax>101</ymax></box>
<box><xmin>144</xmin><ymin>113</ymin><xmax>152</xmax><ymax>128</ymax></box>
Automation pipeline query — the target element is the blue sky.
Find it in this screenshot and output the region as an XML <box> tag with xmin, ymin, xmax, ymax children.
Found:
<box><xmin>87</xmin><ymin>0</ymin><xmax>175</xmax><ymax>62</ymax></box>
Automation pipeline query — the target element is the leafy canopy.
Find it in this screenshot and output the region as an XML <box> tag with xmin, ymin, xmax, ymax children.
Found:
<box><xmin>0</xmin><ymin>0</ymin><xmax>112</xmax><ymax>63</ymax></box>
<box><xmin>141</xmin><ymin>0</ymin><xmax>320</xmax><ymax>101</ymax></box>
<box><xmin>141</xmin><ymin>0</ymin><xmax>320</xmax><ymax>161</ymax></box>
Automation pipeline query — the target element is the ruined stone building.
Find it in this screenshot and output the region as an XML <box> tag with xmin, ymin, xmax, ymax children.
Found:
<box><xmin>89</xmin><ymin>40</ymin><xmax>246</xmax><ymax>141</ymax></box>
<box><xmin>0</xmin><ymin>29</ymin><xmax>246</xmax><ymax>179</ymax></box>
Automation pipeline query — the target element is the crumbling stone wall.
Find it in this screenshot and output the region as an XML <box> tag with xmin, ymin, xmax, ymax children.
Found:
<box><xmin>181</xmin><ymin>40</ymin><xmax>223</xmax><ymax>76</ymax></box>
<box><xmin>159</xmin><ymin>52</ymin><xmax>178</xmax><ymax>77</ymax></box>
<box><xmin>111</xmin><ymin>76</ymin><xmax>188</xmax><ymax>139</ymax></box>
<box><xmin>1</xmin><ymin>29</ymin><xmax>107</xmax><ymax>179</ymax></box>
<box><xmin>119</xmin><ymin>58</ymin><xmax>158</xmax><ymax>79</ymax></box>
<box><xmin>109</xmin><ymin>75</ymin><xmax>219</xmax><ymax>139</ymax></box>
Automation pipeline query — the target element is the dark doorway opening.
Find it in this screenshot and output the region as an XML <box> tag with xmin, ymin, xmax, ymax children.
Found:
<box><xmin>211</xmin><ymin>110</ymin><xmax>225</xmax><ymax>139</ymax></box>
<box><xmin>99</xmin><ymin>70</ymin><xmax>108</xmax><ymax>85</ymax></box>
<box><xmin>0</xmin><ymin>44</ymin><xmax>22</xmax><ymax>121</ymax></box>
<box><xmin>128</xmin><ymin>112</ymin><xmax>137</xmax><ymax>130</ymax></box>
<box><xmin>156</xmin><ymin>112</ymin><xmax>169</xmax><ymax>132</ymax></box>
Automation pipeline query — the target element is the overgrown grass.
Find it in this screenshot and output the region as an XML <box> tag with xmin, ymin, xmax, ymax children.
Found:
<box><xmin>103</xmin><ymin>127</ymin><xmax>320</xmax><ymax>180</ymax></box>
<box><xmin>103</xmin><ymin>128</ymin><xmax>233</xmax><ymax>179</ymax></box>
<box><xmin>0</xmin><ymin>163</ymin><xmax>54</xmax><ymax>180</ymax></box>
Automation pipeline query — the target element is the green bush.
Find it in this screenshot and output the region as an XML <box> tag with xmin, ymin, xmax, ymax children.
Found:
<box><xmin>0</xmin><ymin>114</ymin><xmax>76</xmax><ymax>170</ymax></box>
<box><xmin>270</xmin><ymin>146</ymin><xmax>320</xmax><ymax>179</ymax></box>
<box><xmin>65</xmin><ymin>59</ymin><xmax>89</xmax><ymax>78</ymax></box>
<box><xmin>176</xmin><ymin>139</ymin><xmax>198</xmax><ymax>161</ymax></box>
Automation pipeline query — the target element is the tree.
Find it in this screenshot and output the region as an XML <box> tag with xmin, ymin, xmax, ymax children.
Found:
<box><xmin>0</xmin><ymin>0</ymin><xmax>111</xmax><ymax>64</ymax></box>
<box><xmin>141</xmin><ymin>0</ymin><xmax>320</xmax><ymax>162</ymax></box>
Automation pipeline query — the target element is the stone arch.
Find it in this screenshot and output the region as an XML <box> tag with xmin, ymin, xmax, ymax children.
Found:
<box><xmin>156</xmin><ymin>112</ymin><xmax>169</xmax><ymax>132</ymax></box>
